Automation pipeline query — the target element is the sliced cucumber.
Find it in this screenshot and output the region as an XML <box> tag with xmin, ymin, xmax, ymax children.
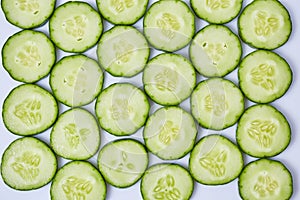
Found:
<box><xmin>50</xmin><ymin>108</ymin><xmax>100</xmax><ymax>160</ymax></box>
<box><xmin>2</xmin><ymin>30</ymin><xmax>56</xmax><ymax>83</ymax></box>
<box><xmin>50</xmin><ymin>161</ymin><xmax>106</xmax><ymax>200</ymax></box>
<box><xmin>97</xmin><ymin>139</ymin><xmax>148</xmax><ymax>188</ymax></box>
<box><xmin>143</xmin><ymin>0</ymin><xmax>195</xmax><ymax>51</ymax></box>
<box><xmin>236</xmin><ymin>104</ymin><xmax>291</xmax><ymax>158</ymax></box>
<box><xmin>141</xmin><ymin>163</ymin><xmax>194</xmax><ymax>200</ymax></box>
<box><xmin>238</xmin><ymin>50</ymin><xmax>292</xmax><ymax>103</ymax></box>
<box><xmin>191</xmin><ymin>0</ymin><xmax>242</xmax><ymax>24</ymax></box>
<box><xmin>1</xmin><ymin>137</ymin><xmax>57</xmax><ymax>190</ymax></box>
<box><xmin>143</xmin><ymin>106</ymin><xmax>197</xmax><ymax>160</ymax></box>
<box><xmin>49</xmin><ymin>1</ymin><xmax>103</xmax><ymax>53</ymax></box>
<box><xmin>143</xmin><ymin>53</ymin><xmax>196</xmax><ymax>105</ymax></box>
<box><xmin>50</xmin><ymin>54</ymin><xmax>104</xmax><ymax>107</ymax></box>
<box><xmin>191</xmin><ymin>78</ymin><xmax>244</xmax><ymax>130</ymax></box>
<box><xmin>97</xmin><ymin>25</ymin><xmax>150</xmax><ymax>77</ymax></box>
<box><xmin>96</xmin><ymin>0</ymin><xmax>148</xmax><ymax>25</ymax></box>
<box><xmin>238</xmin><ymin>159</ymin><xmax>293</xmax><ymax>200</ymax></box>
<box><xmin>2</xmin><ymin>84</ymin><xmax>58</xmax><ymax>136</ymax></box>
<box><xmin>189</xmin><ymin>134</ymin><xmax>244</xmax><ymax>185</ymax></box>
<box><xmin>238</xmin><ymin>0</ymin><xmax>292</xmax><ymax>50</ymax></box>
<box><xmin>1</xmin><ymin>0</ymin><xmax>55</xmax><ymax>29</ymax></box>
<box><xmin>189</xmin><ymin>24</ymin><xmax>242</xmax><ymax>77</ymax></box>
<box><xmin>95</xmin><ymin>83</ymin><xmax>149</xmax><ymax>136</ymax></box>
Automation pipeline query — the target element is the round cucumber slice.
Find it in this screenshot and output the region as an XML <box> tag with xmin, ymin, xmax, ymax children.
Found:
<box><xmin>50</xmin><ymin>54</ymin><xmax>104</xmax><ymax>107</ymax></box>
<box><xmin>2</xmin><ymin>84</ymin><xmax>58</xmax><ymax>136</ymax></box>
<box><xmin>96</xmin><ymin>0</ymin><xmax>148</xmax><ymax>25</ymax></box>
<box><xmin>189</xmin><ymin>134</ymin><xmax>244</xmax><ymax>185</ymax></box>
<box><xmin>1</xmin><ymin>137</ymin><xmax>57</xmax><ymax>190</ymax></box>
<box><xmin>238</xmin><ymin>159</ymin><xmax>293</xmax><ymax>200</ymax></box>
<box><xmin>143</xmin><ymin>106</ymin><xmax>197</xmax><ymax>160</ymax></box>
<box><xmin>50</xmin><ymin>108</ymin><xmax>101</xmax><ymax>160</ymax></box>
<box><xmin>97</xmin><ymin>25</ymin><xmax>150</xmax><ymax>77</ymax></box>
<box><xmin>238</xmin><ymin>50</ymin><xmax>292</xmax><ymax>103</ymax></box>
<box><xmin>191</xmin><ymin>0</ymin><xmax>242</xmax><ymax>24</ymax></box>
<box><xmin>1</xmin><ymin>0</ymin><xmax>55</xmax><ymax>29</ymax></box>
<box><xmin>238</xmin><ymin>0</ymin><xmax>292</xmax><ymax>50</ymax></box>
<box><xmin>143</xmin><ymin>0</ymin><xmax>195</xmax><ymax>52</ymax></box>
<box><xmin>189</xmin><ymin>24</ymin><xmax>242</xmax><ymax>77</ymax></box>
<box><xmin>143</xmin><ymin>53</ymin><xmax>196</xmax><ymax>105</ymax></box>
<box><xmin>95</xmin><ymin>83</ymin><xmax>150</xmax><ymax>136</ymax></box>
<box><xmin>191</xmin><ymin>78</ymin><xmax>244</xmax><ymax>130</ymax></box>
<box><xmin>50</xmin><ymin>161</ymin><xmax>106</xmax><ymax>200</ymax></box>
<box><xmin>2</xmin><ymin>30</ymin><xmax>56</xmax><ymax>83</ymax></box>
<box><xmin>236</xmin><ymin>104</ymin><xmax>291</xmax><ymax>158</ymax></box>
<box><xmin>141</xmin><ymin>163</ymin><xmax>194</xmax><ymax>200</ymax></box>
<box><xmin>98</xmin><ymin>139</ymin><xmax>148</xmax><ymax>188</ymax></box>
<box><xmin>49</xmin><ymin>1</ymin><xmax>103</xmax><ymax>53</ymax></box>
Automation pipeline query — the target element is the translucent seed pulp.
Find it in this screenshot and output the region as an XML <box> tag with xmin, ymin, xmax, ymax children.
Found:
<box><xmin>154</xmin><ymin>69</ymin><xmax>178</xmax><ymax>92</ymax></box>
<box><xmin>253</xmin><ymin>174</ymin><xmax>279</xmax><ymax>198</ymax></box>
<box><xmin>14</xmin><ymin>99</ymin><xmax>42</xmax><ymax>126</ymax></box>
<box><xmin>199</xmin><ymin>150</ymin><xmax>228</xmax><ymax>177</ymax></box>
<box><xmin>111</xmin><ymin>0</ymin><xmax>134</xmax><ymax>13</ymax></box>
<box><xmin>63</xmin><ymin>123</ymin><xmax>90</xmax><ymax>149</ymax></box>
<box><xmin>15</xmin><ymin>0</ymin><xmax>40</xmax><ymax>15</ymax></box>
<box><xmin>158</xmin><ymin>121</ymin><xmax>179</xmax><ymax>145</ymax></box>
<box><xmin>11</xmin><ymin>151</ymin><xmax>41</xmax><ymax>181</ymax></box>
<box><xmin>62</xmin><ymin>15</ymin><xmax>87</xmax><ymax>41</ymax></box>
<box><xmin>156</xmin><ymin>13</ymin><xmax>180</xmax><ymax>39</ymax></box>
<box><xmin>254</xmin><ymin>11</ymin><xmax>280</xmax><ymax>38</ymax></box>
<box><xmin>62</xmin><ymin>176</ymin><xmax>93</xmax><ymax>200</ymax></box>
<box><xmin>153</xmin><ymin>174</ymin><xmax>181</xmax><ymax>200</ymax></box>
<box><xmin>110</xmin><ymin>98</ymin><xmax>133</xmax><ymax>120</ymax></box>
<box><xmin>15</xmin><ymin>42</ymin><xmax>42</xmax><ymax>68</ymax></box>
<box><xmin>250</xmin><ymin>63</ymin><xmax>275</xmax><ymax>91</ymax></box>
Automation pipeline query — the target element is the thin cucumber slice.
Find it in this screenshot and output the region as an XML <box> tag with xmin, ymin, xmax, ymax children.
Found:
<box><xmin>143</xmin><ymin>106</ymin><xmax>197</xmax><ymax>160</ymax></box>
<box><xmin>238</xmin><ymin>0</ymin><xmax>292</xmax><ymax>50</ymax></box>
<box><xmin>97</xmin><ymin>139</ymin><xmax>148</xmax><ymax>188</ymax></box>
<box><xmin>2</xmin><ymin>30</ymin><xmax>56</xmax><ymax>83</ymax></box>
<box><xmin>1</xmin><ymin>0</ymin><xmax>55</xmax><ymax>29</ymax></box>
<box><xmin>50</xmin><ymin>161</ymin><xmax>106</xmax><ymax>200</ymax></box>
<box><xmin>189</xmin><ymin>134</ymin><xmax>244</xmax><ymax>185</ymax></box>
<box><xmin>189</xmin><ymin>24</ymin><xmax>242</xmax><ymax>77</ymax></box>
<box><xmin>143</xmin><ymin>0</ymin><xmax>195</xmax><ymax>52</ymax></box>
<box><xmin>49</xmin><ymin>1</ymin><xmax>103</xmax><ymax>53</ymax></box>
<box><xmin>143</xmin><ymin>53</ymin><xmax>196</xmax><ymax>105</ymax></box>
<box><xmin>238</xmin><ymin>159</ymin><xmax>293</xmax><ymax>200</ymax></box>
<box><xmin>50</xmin><ymin>54</ymin><xmax>104</xmax><ymax>107</ymax></box>
<box><xmin>97</xmin><ymin>25</ymin><xmax>150</xmax><ymax>77</ymax></box>
<box><xmin>95</xmin><ymin>83</ymin><xmax>149</xmax><ymax>136</ymax></box>
<box><xmin>1</xmin><ymin>137</ymin><xmax>57</xmax><ymax>190</ymax></box>
<box><xmin>236</xmin><ymin>104</ymin><xmax>291</xmax><ymax>158</ymax></box>
<box><xmin>191</xmin><ymin>0</ymin><xmax>242</xmax><ymax>24</ymax></box>
<box><xmin>141</xmin><ymin>163</ymin><xmax>194</xmax><ymax>200</ymax></box>
<box><xmin>238</xmin><ymin>50</ymin><xmax>292</xmax><ymax>103</ymax></box>
<box><xmin>2</xmin><ymin>84</ymin><xmax>58</xmax><ymax>136</ymax></box>
<box><xmin>96</xmin><ymin>0</ymin><xmax>148</xmax><ymax>25</ymax></box>
<box><xmin>191</xmin><ymin>78</ymin><xmax>244</xmax><ymax>130</ymax></box>
<box><xmin>50</xmin><ymin>108</ymin><xmax>100</xmax><ymax>160</ymax></box>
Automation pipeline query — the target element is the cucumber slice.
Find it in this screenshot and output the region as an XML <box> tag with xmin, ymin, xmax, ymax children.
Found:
<box><xmin>50</xmin><ymin>54</ymin><xmax>104</xmax><ymax>107</ymax></box>
<box><xmin>95</xmin><ymin>83</ymin><xmax>149</xmax><ymax>136</ymax></box>
<box><xmin>50</xmin><ymin>161</ymin><xmax>106</xmax><ymax>200</ymax></box>
<box><xmin>236</xmin><ymin>104</ymin><xmax>291</xmax><ymax>158</ymax></box>
<box><xmin>143</xmin><ymin>53</ymin><xmax>196</xmax><ymax>105</ymax></box>
<box><xmin>2</xmin><ymin>84</ymin><xmax>58</xmax><ymax>136</ymax></box>
<box><xmin>96</xmin><ymin>0</ymin><xmax>148</xmax><ymax>25</ymax></box>
<box><xmin>238</xmin><ymin>50</ymin><xmax>292</xmax><ymax>103</ymax></box>
<box><xmin>49</xmin><ymin>1</ymin><xmax>103</xmax><ymax>53</ymax></box>
<box><xmin>141</xmin><ymin>163</ymin><xmax>194</xmax><ymax>200</ymax></box>
<box><xmin>2</xmin><ymin>30</ymin><xmax>56</xmax><ymax>83</ymax></box>
<box><xmin>50</xmin><ymin>108</ymin><xmax>100</xmax><ymax>160</ymax></box>
<box><xmin>238</xmin><ymin>0</ymin><xmax>292</xmax><ymax>50</ymax></box>
<box><xmin>191</xmin><ymin>78</ymin><xmax>244</xmax><ymax>130</ymax></box>
<box><xmin>97</xmin><ymin>139</ymin><xmax>148</xmax><ymax>188</ymax></box>
<box><xmin>191</xmin><ymin>0</ymin><xmax>242</xmax><ymax>24</ymax></box>
<box><xmin>143</xmin><ymin>106</ymin><xmax>197</xmax><ymax>160</ymax></box>
<box><xmin>1</xmin><ymin>137</ymin><xmax>57</xmax><ymax>190</ymax></box>
<box><xmin>189</xmin><ymin>24</ymin><xmax>242</xmax><ymax>77</ymax></box>
<box><xmin>143</xmin><ymin>0</ymin><xmax>195</xmax><ymax>52</ymax></box>
<box><xmin>189</xmin><ymin>134</ymin><xmax>244</xmax><ymax>185</ymax></box>
<box><xmin>238</xmin><ymin>159</ymin><xmax>293</xmax><ymax>200</ymax></box>
<box><xmin>97</xmin><ymin>25</ymin><xmax>150</xmax><ymax>77</ymax></box>
<box><xmin>1</xmin><ymin>0</ymin><xmax>55</xmax><ymax>29</ymax></box>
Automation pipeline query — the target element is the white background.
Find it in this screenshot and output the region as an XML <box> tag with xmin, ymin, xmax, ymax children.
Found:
<box><xmin>0</xmin><ymin>0</ymin><xmax>299</xmax><ymax>199</ymax></box>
